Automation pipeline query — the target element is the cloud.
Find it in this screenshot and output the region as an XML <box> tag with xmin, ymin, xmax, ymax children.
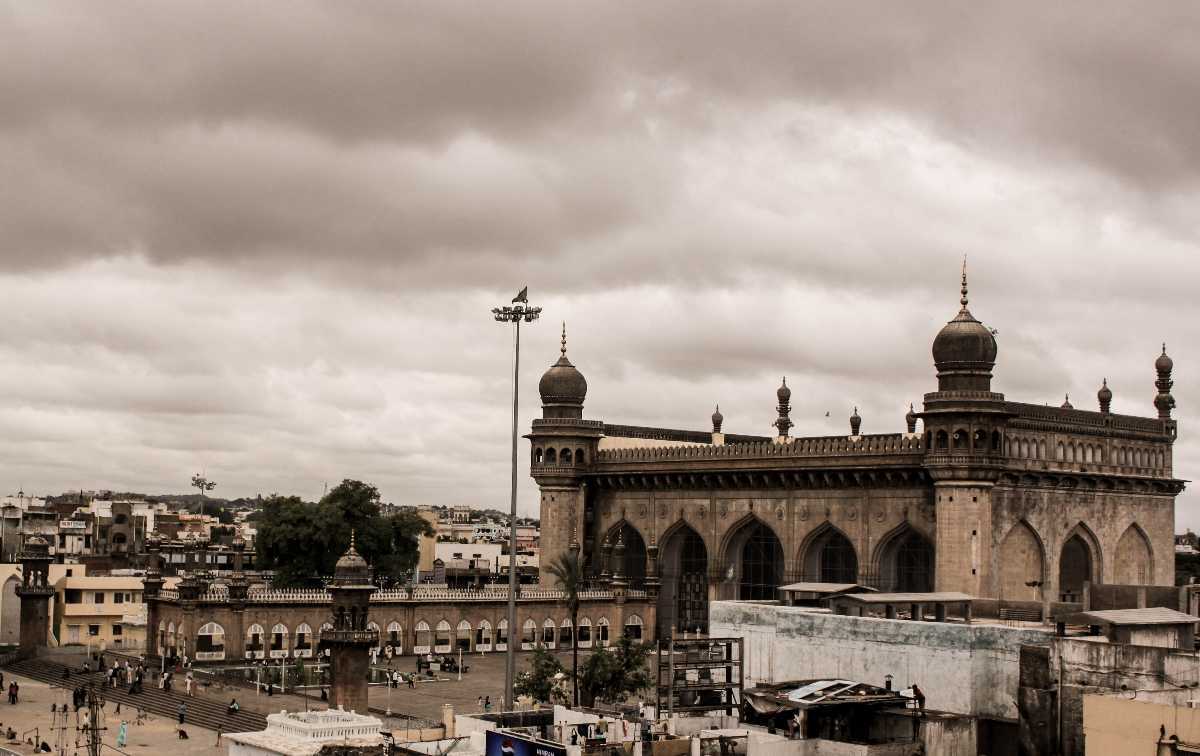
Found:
<box><xmin>0</xmin><ymin>2</ymin><xmax>1196</xmax><ymax>527</ymax></box>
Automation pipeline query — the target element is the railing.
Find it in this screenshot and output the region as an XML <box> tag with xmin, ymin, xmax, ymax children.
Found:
<box><xmin>152</xmin><ymin>585</ymin><xmax>652</xmax><ymax>606</ymax></box>
<box><xmin>596</xmin><ymin>433</ymin><xmax>923</xmax><ymax>463</ymax></box>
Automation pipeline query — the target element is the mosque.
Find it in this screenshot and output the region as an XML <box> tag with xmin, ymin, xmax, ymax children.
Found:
<box><xmin>530</xmin><ymin>269</ymin><xmax>1183</xmax><ymax>636</ymax></box>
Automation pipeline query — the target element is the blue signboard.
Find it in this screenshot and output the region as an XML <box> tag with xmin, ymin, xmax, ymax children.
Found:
<box><xmin>486</xmin><ymin>730</ymin><xmax>568</xmax><ymax>756</ymax></box>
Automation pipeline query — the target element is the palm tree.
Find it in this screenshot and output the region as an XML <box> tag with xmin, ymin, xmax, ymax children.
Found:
<box><xmin>545</xmin><ymin>549</ymin><xmax>583</xmax><ymax>707</ymax></box>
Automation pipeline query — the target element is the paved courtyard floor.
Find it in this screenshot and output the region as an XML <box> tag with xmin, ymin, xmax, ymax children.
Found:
<box><xmin>0</xmin><ymin>672</ymin><xmax>230</xmax><ymax>755</ymax></box>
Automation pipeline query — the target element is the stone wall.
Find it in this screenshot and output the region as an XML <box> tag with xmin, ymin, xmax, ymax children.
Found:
<box><xmin>709</xmin><ymin>601</ymin><xmax>1051</xmax><ymax>721</ymax></box>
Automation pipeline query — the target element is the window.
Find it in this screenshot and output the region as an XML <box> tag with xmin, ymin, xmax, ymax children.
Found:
<box><xmin>476</xmin><ymin>621</ymin><xmax>492</xmax><ymax>651</ymax></box>
<box><xmin>414</xmin><ymin>621</ymin><xmax>432</xmax><ymax>654</ymax></box>
<box><xmin>114</xmin><ymin>593</ymin><xmax>124</xmax><ymax>604</ymax></box>
<box><xmin>88</xmin><ymin>625</ymin><xmax>100</xmax><ymax>636</ymax></box>
<box><xmin>197</xmin><ymin>622</ymin><xmax>225</xmax><ymax>660</ymax></box>
<box><xmin>559</xmin><ymin>619</ymin><xmax>573</xmax><ymax>647</ymax></box>
<box><xmin>65</xmin><ymin>569</ymin><xmax>73</xmax><ymax>577</ymax></box>
<box><xmin>295</xmin><ymin>623</ymin><xmax>312</xmax><ymax>657</ymax></box>
<box><xmin>94</xmin><ymin>592</ymin><xmax>105</xmax><ymax>605</ymax></box>
<box><xmin>246</xmin><ymin>624</ymin><xmax>265</xmax><ymax>659</ymax></box>
<box><xmin>496</xmin><ymin>619</ymin><xmax>508</xmax><ymax>651</ymax></box>
<box><xmin>597</xmin><ymin>618</ymin><xmax>610</xmax><ymax>647</ymax></box>
<box><xmin>65</xmin><ymin>590</ymin><xmax>82</xmax><ymax>604</ymax></box>
<box><xmin>578</xmin><ymin>618</ymin><xmax>592</xmax><ymax>648</ymax></box>
<box><xmin>522</xmin><ymin>619</ymin><xmax>537</xmax><ymax>650</ymax></box>
<box><xmin>112</xmin><ymin>624</ymin><xmax>123</xmax><ymax>636</ymax></box>
<box><xmin>387</xmin><ymin>621</ymin><xmax>403</xmax><ymax>650</ymax></box>
<box><xmin>270</xmin><ymin>623</ymin><xmax>289</xmax><ymax>658</ymax></box>
<box><xmin>624</xmin><ymin>614</ymin><xmax>644</xmax><ymax>641</ymax></box>
<box><xmin>435</xmin><ymin>621</ymin><xmax>452</xmax><ymax>653</ymax></box>
<box><xmin>542</xmin><ymin>618</ymin><xmax>556</xmax><ymax>649</ymax></box>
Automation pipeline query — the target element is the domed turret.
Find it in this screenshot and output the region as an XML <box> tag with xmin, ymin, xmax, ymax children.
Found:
<box><xmin>1156</xmin><ymin>344</ymin><xmax>1174</xmax><ymax>374</ymax></box>
<box><xmin>777</xmin><ymin>377</ymin><xmax>792</xmax><ymax>404</ymax></box>
<box><xmin>711</xmin><ymin>404</ymin><xmax>723</xmax><ymax>434</ymax></box>
<box><xmin>539</xmin><ymin>324</ymin><xmax>587</xmax><ymax>419</ymax></box>
<box><xmin>850</xmin><ymin>406</ymin><xmax>862</xmax><ymax>436</ymax></box>
<box><xmin>932</xmin><ymin>263</ymin><xmax>997</xmax><ymax>391</ymax></box>
<box><xmin>905</xmin><ymin>403</ymin><xmax>918</xmax><ymax>434</ymax></box>
<box><xmin>1155</xmin><ymin>344</ymin><xmax>1175</xmax><ymax>419</ymax></box>
<box><xmin>333</xmin><ymin>531</ymin><xmax>370</xmax><ymax>585</ymax></box>
<box><xmin>773</xmin><ymin>377</ymin><xmax>793</xmax><ymax>438</ymax></box>
<box><xmin>1097</xmin><ymin>379</ymin><xmax>1112</xmax><ymax>413</ymax></box>
<box><xmin>1060</xmin><ymin>394</ymin><xmax>1073</xmax><ymax>410</ymax></box>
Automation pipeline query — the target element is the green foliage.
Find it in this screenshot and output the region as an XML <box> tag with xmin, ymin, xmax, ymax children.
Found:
<box><xmin>1177</xmin><ymin>552</ymin><xmax>1200</xmax><ymax>586</ymax></box>
<box><xmin>545</xmin><ymin>550</ymin><xmax>584</xmax><ymax>705</ymax></box>
<box><xmin>514</xmin><ymin>645</ymin><xmax>567</xmax><ymax>704</ymax></box>
<box><xmin>577</xmin><ymin>635</ymin><xmax>653</xmax><ymax>707</ymax></box>
<box><xmin>254</xmin><ymin>480</ymin><xmax>433</xmax><ymax>587</ymax></box>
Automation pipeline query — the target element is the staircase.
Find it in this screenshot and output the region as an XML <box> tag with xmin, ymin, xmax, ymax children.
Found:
<box><xmin>2</xmin><ymin>657</ymin><xmax>267</xmax><ymax>734</ymax></box>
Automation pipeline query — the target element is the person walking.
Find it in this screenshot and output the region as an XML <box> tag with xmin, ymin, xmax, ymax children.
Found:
<box><xmin>177</xmin><ymin>702</ymin><xmax>186</xmax><ymax>727</ymax></box>
<box><xmin>185</xmin><ymin>672</ymin><xmax>194</xmax><ymax>697</ymax></box>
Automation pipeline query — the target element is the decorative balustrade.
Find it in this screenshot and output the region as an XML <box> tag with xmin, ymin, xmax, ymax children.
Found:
<box><xmin>155</xmin><ymin>584</ymin><xmax>642</xmax><ymax>605</ymax></box>
<box><xmin>596</xmin><ymin>433</ymin><xmax>923</xmax><ymax>463</ymax></box>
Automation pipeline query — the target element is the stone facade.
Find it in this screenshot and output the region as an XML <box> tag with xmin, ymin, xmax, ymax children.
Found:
<box><xmin>146</xmin><ymin>583</ymin><xmax>653</xmax><ymax>663</ymax></box>
<box><xmin>530</xmin><ymin>272</ymin><xmax>1182</xmax><ymax>635</ymax></box>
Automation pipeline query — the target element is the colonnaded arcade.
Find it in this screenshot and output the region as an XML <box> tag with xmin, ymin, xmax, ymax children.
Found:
<box><xmin>143</xmin><ymin>537</ymin><xmax>655</xmax><ymax>664</ymax></box>
<box><xmin>532</xmin><ymin>270</ymin><xmax>1183</xmax><ymax>636</ymax></box>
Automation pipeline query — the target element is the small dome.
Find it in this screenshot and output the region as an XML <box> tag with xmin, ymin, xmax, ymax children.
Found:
<box><xmin>539</xmin><ymin>325</ymin><xmax>587</xmax><ymax>406</ymax></box>
<box><xmin>1060</xmin><ymin>394</ymin><xmax>1074</xmax><ymax>410</ymax></box>
<box><xmin>777</xmin><ymin>377</ymin><xmax>791</xmax><ymax>403</ymax></box>
<box><xmin>711</xmin><ymin>404</ymin><xmax>723</xmax><ymax>432</ymax></box>
<box><xmin>1157</xmin><ymin>344</ymin><xmax>1173</xmax><ymax>373</ymax></box>
<box><xmin>334</xmin><ymin>532</ymin><xmax>369</xmax><ymax>582</ymax></box>
<box><xmin>1097</xmin><ymin>379</ymin><xmax>1112</xmax><ymax>402</ymax></box>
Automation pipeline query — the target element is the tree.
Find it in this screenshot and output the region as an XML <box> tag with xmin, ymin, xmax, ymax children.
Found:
<box><xmin>514</xmin><ymin>645</ymin><xmax>567</xmax><ymax>705</ymax></box>
<box><xmin>191</xmin><ymin>474</ymin><xmax>216</xmax><ymax>497</ymax></box>
<box><xmin>254</xmin><ymin>480</ymin><xmax>433</xmax><ymax>587</ymax></box>
<box><xmin>577</xmin><ymin>635</ymin><xmax>653</xmax><ymax>707</ymax></box>
<box><xmin>545</xmin><ymin>550</ymin><xmax>583</xmax><ymax>706</ymax></box>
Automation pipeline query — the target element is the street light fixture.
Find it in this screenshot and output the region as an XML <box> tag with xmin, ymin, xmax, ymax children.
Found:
<box><xmin>493</xmin><ymin>288</ymin><xmax>541</xmax><ymax>711</ymax></box>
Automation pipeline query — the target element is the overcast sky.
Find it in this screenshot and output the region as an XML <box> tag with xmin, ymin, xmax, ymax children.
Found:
<box><xmin>1</xmin><ymin>2</ymin><xmax>1197</xmax><ymax>526</ymax></box>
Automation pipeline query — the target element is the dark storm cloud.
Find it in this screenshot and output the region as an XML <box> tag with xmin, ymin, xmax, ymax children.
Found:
<box><xmin>0</xmin><ymin>2</ymin><xmax>1196</xmax><ymax>525</ymax></box>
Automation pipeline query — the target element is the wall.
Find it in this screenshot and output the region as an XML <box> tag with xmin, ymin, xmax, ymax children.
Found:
<box><xmin>710</xmin><ymin>601</ymin><xmax>1051</xmax><ymax>720</ymax></box>
<box><xmin>1082</xmin><ymin>695</ymin><xmax>1200</xmax><ymax>755</ymax></box>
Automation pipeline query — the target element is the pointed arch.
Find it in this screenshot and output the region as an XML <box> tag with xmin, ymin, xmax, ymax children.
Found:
<box><xmin>720</xmin><ymin>513</ymin><xmax>785</xmax><ymax>600</ymax></box>
<box><xmin>872</xmin><ymin>521</ymin><xmax>935</xmax><ymax>593</ymax></box>
<box><xmin>1059</xmin><ymin>522</ymin><xmax>1103</xmax><ymax>601</ymax></box>
<box><xmin>658</xmin><ymin>520</ymin><xmax>709</xmax><ymax>637</ymax></box>
<box><xmin>797</xmin><ymin>522</ymin><xmax>859</xmax><ymax>584</ymax></box>
<box><xmin>997</xmin><ymin>521</ymin><xmax>1045</xmax><ymax>602</ymax></box>
<box><xmin>1114</xmin><ymin>523</ymin><xmax>1154</xmax><ymax>584</ymax></box>
<box><xmin>602</xmin><ymin>519</ymin><xmax>648</xmax><ymax>581</ymax></box>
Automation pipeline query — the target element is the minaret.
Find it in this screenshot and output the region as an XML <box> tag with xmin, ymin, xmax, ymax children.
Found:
<box><xmin>905</xmin><ymin>403</ymin><xmax>918</xmax><ymax>435</ymax></box>
<box><xmin>1098</xmin><ymin>379</ymin><xmax>1112</xmax><ymax>414</ymax></box>
<box><xmin>773</xmin><ymin>378</ymin><xmax>793</xmax><ymax>441</ymax></box>
<box><xmin>530</xmin><ymin>324</ymin><xmax>601</xmax><ymax>586</ymax></box>
<box><xmin>142</xmin><ymin>536</ymin><xmax>166</xmax><ymax>662</ymax></box>
<box><xmin>849</xmin><ymin>406</ymin><xmax>862</xmax><ymax>437</ymax></box>
<box><xmin>922</xmin><ymin>262</ymin><xmax>1010</xmax><ymax>597</ymax></box>
<box><xmin>1155</xmin><ymin>344</ymin><xmax>1175</xmax><ymax>419</ymax></box>
<box><xmin>711</xmin><ymin>404</ymin><xmax>725</xmax><ymax>446</ymax></box>
<box><xmin>16</xmin><ymin>535</ymin><xmax>54</xmax><ymax>657</ymax></box>
<box><xmin>320</xmin><ymin>533</ymin><xmax>377</xmax><ymax>714</ymax></box>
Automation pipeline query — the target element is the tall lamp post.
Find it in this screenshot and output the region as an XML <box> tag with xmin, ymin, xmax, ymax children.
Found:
<box><xmin>493</xmin><ymin>287</ymin><xmax>540</xmax><ymax>710</ymax></box>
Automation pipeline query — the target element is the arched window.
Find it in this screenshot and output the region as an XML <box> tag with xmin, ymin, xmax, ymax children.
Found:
<box><xmin>386</xmin><ymin>621</ymin><xmax>403</xmax><ymax>651</ymax></box>
<box><xmin>1038</xmin><ymin>440</ymin><xmax>1047</xmax><ymax>459</ymax></box>
<box><xmin>576</xmin><ymin>448</ymin><xmax>585</xmax><ymax>464</ymax></box>
<box><xmin>496</xmin><ymin>619</ymin><xmax>509</xmax><ymax>651</ymax></box>
<box><xmin>561</xmin><ymin>448</ymin><xmax>573</xmax><ymax>465</ymax></box>
<box><xmin>952</xmin><ymin>429</ymin><xmax>968</xmax><ymax>450</ymax></box>
<box><xmin>270</xmin><ymin>623</ymin><xmax>289</xmax><ymax>658</ymax></box>
<box><xmin>367</xmin><ymin>621</ymin><xmax>381</xmax><ymax>650</ymax></box>
<box><xmin>414</xmin><ymin>621</ymin><xmax>432</xmax><ymax>654</ymax></box>
<box><xmin>434</xmin><ymin>620</ymin><xmax>452</xmax><ymax>653</ymax></box>
<box><xmin>559</xmin><ymin>618</ymin><xmax>573</xmax><ymax>647</ymax></box>
<box><xmin>476</xmin><ymin>620</ymin><xmax>493</xmax><ymax>652</ymax></box>
<box><xmin>245</xmin><ymin>623</ymin><xmax>264</xmax><ymax>659</ymax></box>
<box><xmin>534</xmin><ymin>448</ymin><xmax>543</xmax><ymax>464</ymax></box>
<box><xmin>545</xmin><ymin>448</ymin><xmax>557</xmax><ymax>464</ymax></box>
<box><xmin>294</xmin><ymin>623</ymin><xmax>313</xmax><ymax>657</ymax></box>
<box><xmin>1057</xmin><ymin>442</ymin><xmax>1065</xmax><ymax>461</ymax></box>
<box><xmin>456</xmin><ymin>620</ymin><xmax>472</xmax><ymax>651</ymax></box>
<box><xmin>935</xmin><ymin>430</ymin><xmax>948</xmax><ymax>450</ymax></box>
<box><xmin>624</xmin><ymin>614</ymin><xmax>644</xmax><ymax>641</ymax></box>
<box><xmin>973</xmin><ymin>429</ymin><xmax>987</xmax><ymax>450</ymax></box>
<box><xmin>319</xmin><ymin>623</ymin><xmax>333</xmax><ymax>657</ymax></box>
<box><xmin>542</xmin><ymin>618</ymin><xmax>557</xmax><ymax>649</ymax></box>
<box><xmin>196</xmin><ymin>622</ymin><xmax>225</xmax><ymax>661</ymax></box>
<box><xmin>597</xmin><ymin>617</ymin><xmax>611</xmax><ymax>647</ymax></box>
<box><xmin>522</xmin><ymin>619</ymin><xmax>537</xmax><ymax>650</ymax></box>
<box><xmin>577</xmin><ymin>617</ymin><xmax>593</xmax><ymax>648</ymax></box>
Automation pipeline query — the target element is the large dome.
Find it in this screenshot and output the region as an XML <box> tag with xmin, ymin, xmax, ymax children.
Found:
<box><xmin>932</xmin><ymin>309</ymin><xmax>997</xmax><ymax>369</ymax></box>
<box><xmin>539</xmin><ymin>325</ymin><xmax>587</xmax><ymax>406</ymax></box>
<box><xmin>932</xmin><ymin>266</ymin><xmax>997</xmax><ymax>383</ymax></box>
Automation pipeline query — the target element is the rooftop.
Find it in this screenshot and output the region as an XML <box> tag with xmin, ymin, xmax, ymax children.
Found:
<box><xmin>1061</xmin><ymin>608</ymin><xmax>1200</xmax><ymax>626</ymax></box>
<box><xmin>834</xmin><ymin>592</ymin><xmax>973</xmax><ymax>605</ymax></box>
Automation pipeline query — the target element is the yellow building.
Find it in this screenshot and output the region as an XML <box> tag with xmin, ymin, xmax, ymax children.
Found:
<box><xmin>1</xmin><ymin>562</ymin><xmax>83</xmax><ymax>647</ymax></box>
<box><xmin>1083</xmin><ymin>694</ymin><xmax>1200</xmax><ymax>754</ymax></box>
<box><xmin>55</xmin><ymin>575</ymin><xmax>148</xmax><ymax>651</ymax></box>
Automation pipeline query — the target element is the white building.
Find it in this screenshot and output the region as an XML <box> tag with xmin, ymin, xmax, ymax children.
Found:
<box><xmin>227</xmin><ymin>708</ymin><xmax>383</xmax><ymax>755</ymax></box>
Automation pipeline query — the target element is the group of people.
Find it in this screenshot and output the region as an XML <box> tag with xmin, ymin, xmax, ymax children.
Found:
<box><xmin>416</xmin><ymin>653</ymin><xmax>468</xmax><ymax>674</ymax></box>
<box><xmin>475</xmin><ymin>695</ymin><xmax>494</xmax><ymax>712</ymax></box>
<box><xmin>5</xmin><ymin>681</ymin><xmax>18</xmax><ymax>705</ymax></box>
<box><xmin>105</xmin><ymin>660</ymin><xmax>146</xmax><ymax>694</ymax></box>
<box><xmin>388</xmin><ymin>669</ymin><xmax>417</xmax><ymax>689</ymax></box>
